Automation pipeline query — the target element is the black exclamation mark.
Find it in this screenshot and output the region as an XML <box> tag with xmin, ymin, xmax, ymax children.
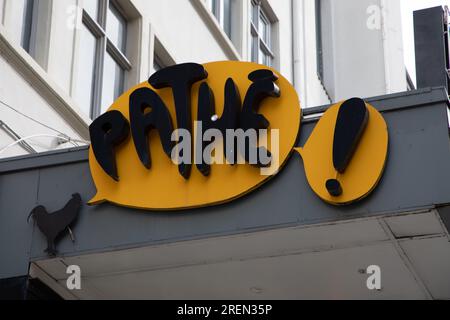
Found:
<box><xmin>326</xmin><ymin>98</ymin><xmax>369</xmax><ymax>197</ymax></box>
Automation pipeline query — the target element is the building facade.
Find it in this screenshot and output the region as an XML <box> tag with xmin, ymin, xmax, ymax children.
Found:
<box><xmin>0</xmin><ymin>0</ymin><xmax>406</xmax><ymax>158</ymax></box>
<box><xmin>2</xmin><ymin>88</ymin><xmax>450</xmax><ymax>300</ymax></box>
<box><xmin>6</xmin><ymin>0</ymin><xmax>449</xmax><ymax>301</ymax></box>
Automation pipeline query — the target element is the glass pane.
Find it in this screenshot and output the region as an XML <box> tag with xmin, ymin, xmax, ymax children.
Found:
<box><xmin>210</xmin><ymin>0</ymin><xmax>219</xmax><ymax>20</ymax></box>
<box><xmin>153</xmin><ymin>60</ymin><xmax>162</xmax><ymax>72</ymax></box>
<box><xmin>21</xmin><ymin>0</ymin><xmax>35</xmax><ymax>53</ymax></box>
<box><xmin>251</xmin><ymin>1</ymin><xmax>258</xmax><ymax>25</ymax></box>
<box><xmin>223</xmin><ymin>0</ymin><xmax>231</xmax><ymax>38</ymax></box>
<box><xmin>106</xmin><ymin>3</ymin><xmax>127</xmax><ymax>52</ymax></box>
<box><xmin>101</xmin><ymin>52</ymin><xmax>125</xmax><ymax>114</ymax></box>
<box><xmin>259</xmin><ymin>13</ymin><xmax>270</xmax><ymax>45</ymax></box>
<box><xmin>258</xmin><ymin>46</ymin><xmax>265</xmax><ymax>64</ymax></box>
<box><xmin>265</xmin><ymin>54</ymin><xmax>272</xmax><ymax>67</ymax></box>
<box><xmin>153</xmin><ymin>55</ymin><xmax>164</xmax><ymax>72</ymax></box>
<box><xmin>74</xmin><ymin>24</ymin><xmax>97</xmax><ymax>118</ymax></box>
<box><xmin>251</xmin><ymin>35</ymin><xmax>258</xmax><ymax>63</ymax></box>
<box><xmin>84</xmin><ymin>0</ymin><xmax>100</xmax><ymax>21</ymax></box>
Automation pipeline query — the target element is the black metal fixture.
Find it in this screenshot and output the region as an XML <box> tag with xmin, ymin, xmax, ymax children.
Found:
<box><xmin>27</xmin><ymin>193</ymin><xmax>82</xmax><ymax>256</ymax></box>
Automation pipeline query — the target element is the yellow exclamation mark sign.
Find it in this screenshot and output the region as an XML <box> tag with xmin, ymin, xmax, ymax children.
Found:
<box><xmin>294</xmin><ymin>98</ymin><xmax>389</xmax><ymax>205</ymax></box>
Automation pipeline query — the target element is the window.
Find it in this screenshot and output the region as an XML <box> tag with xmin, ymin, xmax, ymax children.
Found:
<box><xmin>74</xmin><ymin>0</ymin><xmax>131</xmax><ymax>119</ymax></box>
<box><xmin>250</xmin><ymin>0</ymin><xmax>274</xmax><ymax>66</ymax></box>
<box><xmin>206</xmin><ymin>0</ymin><xmax>232</xmax><ymax>39</ymax></box>
<box><xmin>21</xmin><ymin>0</ymin><xmax>38</xmax><ymax>56</ymax></box>
<box><xmin>151</xmin><ymin>37</ymin><xmax>175</xmax><ymax>74</ymax></box>
<box><xmin>153</xmin><ymin>54</ymin><xmax>164</xmax><ymax>72</ymax></box>
<box><xmin>18</xmin><ymin>0</ymin><xmax>51</xmax><ymax>68</ymax></box>
<box><xmin>76</xmin><ymin>24</ymin><xmax>97</xmax><ymax>118</ymax></box>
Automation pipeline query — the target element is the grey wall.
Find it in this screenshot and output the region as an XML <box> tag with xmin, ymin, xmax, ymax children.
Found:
<box><xmin>1</xmin><ymin>88</ymin><xmax>450</xmax><ymax>280</ymax></box>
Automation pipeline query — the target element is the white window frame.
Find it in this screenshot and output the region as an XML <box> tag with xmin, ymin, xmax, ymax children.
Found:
<box><xmin>0</xmin><ymin>0</ymin><xmax>5</xmax><ymax>25</ymax></box>
<box><xmin>250</xmin><ymin>0</ymin><xmax>275</xmax><ymax>67</ymax></box>
<box><xmin>206</xmin><ymin>0</ymin><xmax>232</xmax><ymax>39</ymax></box>
<box><xmin>10</xmin><ymin>0</ymin><xmax>52</xmax><ymax>69</ymax></box>
<box><xmin>78</xmin><ymin>0</ymin><xmax>132</xmax><ymax>119</ymax></box>
<box><xmin>21</xmin><ymin>0</ymin><xmax>38</xmax><ymax>55</ymax></box>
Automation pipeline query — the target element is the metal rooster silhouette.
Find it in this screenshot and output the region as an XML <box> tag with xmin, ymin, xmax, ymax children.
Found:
<box><xmin>28</xmin><ymin>193</ymin><xmax>82</xmax><ymax>256</ymax></box>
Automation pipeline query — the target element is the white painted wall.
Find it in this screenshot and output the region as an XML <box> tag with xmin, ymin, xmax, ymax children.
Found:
<box><xmin>266</xmin><ymin>0</ymin><xmax>294</xmax><ymax>82</ymax></box>
<box><xmin>319</xmin><ymin>0</ymin><xmax>406</xmax><ymax>102</ymax></box>
<box><xmin>0</xmin><ymin>54</ymin><xmax>84</xmax><ymax>158</ymax></box>
<box><xmin>382</xmin><ymin>0</ymin><xmax>407</xmax><ymax>94</ymax></box>
<box><xmin>293</xmin><ymin>0</ymin><xmax>331</xmax><ymax>108</ymax></box>
<box><xmin>0</xmin><ymin>0</ymin><xmax>407</xmax><ymax>159</ymax></box>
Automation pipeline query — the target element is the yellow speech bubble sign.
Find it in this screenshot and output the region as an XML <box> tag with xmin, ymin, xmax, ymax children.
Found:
<box><xmin>88</xmin><ymin>61</ymin><xmax>301</xmax><ymax>210</ymax></box>
<box><xmin>295</xmin><ymin>100</ymin><xmax>388</xmax><ymax>205</ymax></box>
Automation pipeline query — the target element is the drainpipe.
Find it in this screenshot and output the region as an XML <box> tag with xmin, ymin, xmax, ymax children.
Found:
<box><xmin>292</xmin><ymin>0</ymin><xmax>307</xmax><ymax>107</ymax></box>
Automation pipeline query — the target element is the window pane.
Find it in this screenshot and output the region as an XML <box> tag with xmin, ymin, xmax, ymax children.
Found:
<box><xmin>74</xmin><ymin>24</ymin><xmax>97</xmax><ymax>118</ymax></box>
<box><xmin>251</xmin><ymin>1</ymin><xmax>258</xmax><ymax>25</ymax></box>
<box><xmin>153</xmin><ymin>60</ymin><xmax>162</xmax><ymax>72</ymax></box>
<box><xmin>258</xmin><ymin>46</ymin><xmax>265</xmax><ymax>64</ymax></box>
<box><xmin>21</xmin><ymin>0</ymin><xmax>35</xmax><ymax>53</ymax></box>
<box><xmin>101</xmin><ymin>52</ymin><xmax>125</xmax><ymax>114</ymax></box>
<box><xmin>223</xmin><ymin>0</ymin><xmax>231</xmax><ymax>38</ymax></box>
<box><xmin>209</xmin><ymin>0</ymin><xmax>219</xmax><ymax>20</ymax></box>
<box><xmin>259</xmin><ymin>13</ymin><xmax>270</xmax><ymax>46</ymax></box>
<box><xmin>251</xmin><ymin>35</ymin><xmax>258</xmax><ymax>63</ymax></box>
<box><xmin>106</xmin><ymin>3</ymin><xmax>127</xmax><ymax>52</ymax></box>
<box><xmin>153</xmin><ymin>55</ymin><xmax>164</xmax><ymax>72</ymax></box>
<box><xmin>84</xmin><ymin>0</ymin><xmax>100</xmax><ymax>21</ymax></box>
<box><xmin>264</xmin><ymin>54</ymin><xmax>272</xmax><ymax>67</ymax></box>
